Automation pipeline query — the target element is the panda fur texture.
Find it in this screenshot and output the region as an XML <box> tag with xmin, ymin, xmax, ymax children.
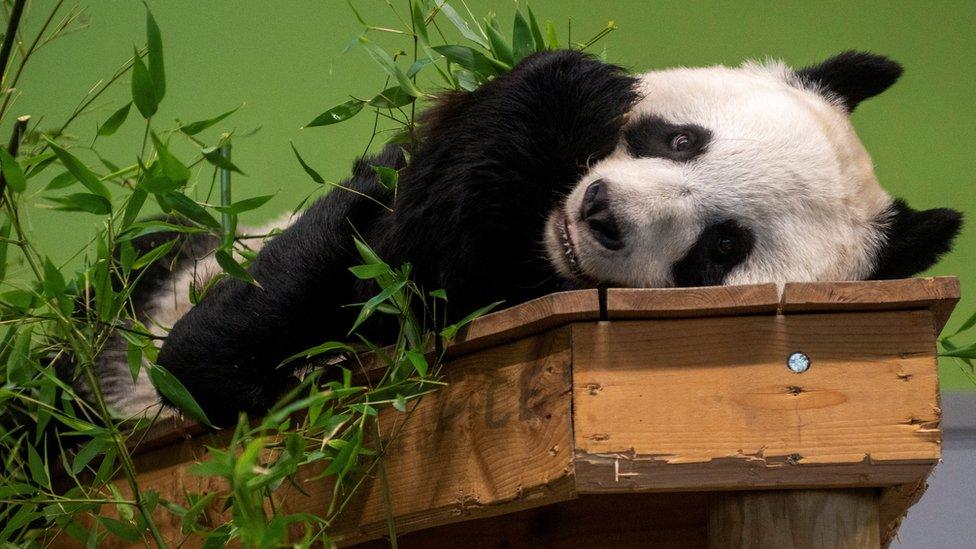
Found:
<box><xmin>93</xmin><ymin>50</ymin><xmax>961</xmax><ymax>426</ymax></box>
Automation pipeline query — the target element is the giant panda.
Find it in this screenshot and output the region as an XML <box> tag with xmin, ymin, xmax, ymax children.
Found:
<box><xmin>80</xmin><ymin>50</ymin><xmax>962</xmax><ymax>426</ymax></box>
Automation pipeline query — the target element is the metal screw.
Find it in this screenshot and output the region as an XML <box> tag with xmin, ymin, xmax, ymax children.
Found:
<box><xmin>787</xmin><ymin>352</ymin><xmax>811</xmax><ymax>373</ymax></box>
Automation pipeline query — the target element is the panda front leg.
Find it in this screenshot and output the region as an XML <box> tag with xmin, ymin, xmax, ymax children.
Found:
<box><xmin>387</xmin><ymin>50</ymin><xmax>640</xmax><ymax>314</ymax></box>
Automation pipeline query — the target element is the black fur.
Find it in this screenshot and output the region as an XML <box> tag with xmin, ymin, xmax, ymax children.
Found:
<box><xmin>870</xmin><ymin>199</ymin><xmax>963</xmax><ymax>280</ymax></box>
<box><xmin>157</xmin><ymin>51</ymin><xmax>639</xmax><ymax>426</ymax></box>
<box><xmin>672</xmin><ymin>220</ymin><xmax>755</xmax><ymax>287</ymax></box>
<box><xmin>796</xmin><ymin>51</ymin><xmax>903</xmax><ymax>112</ymax></box>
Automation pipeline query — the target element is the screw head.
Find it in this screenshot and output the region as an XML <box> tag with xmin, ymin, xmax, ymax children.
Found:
<box><xmin>787</xmin><ymin>352</ymin><xmax>811</xmax><ymax>374</ymax></box>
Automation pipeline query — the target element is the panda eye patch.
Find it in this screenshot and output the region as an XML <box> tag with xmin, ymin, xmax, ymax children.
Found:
<box><xmin>624</xmin><ymin>115</ymin><xmax>712</xmax><ymax>161</ymax></box>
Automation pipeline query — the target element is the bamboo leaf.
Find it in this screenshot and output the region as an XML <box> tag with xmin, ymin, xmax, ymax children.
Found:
<box><xmin>97</xmin><ymin>102</ymin><xmax>132</xmax><ymax>136</ymax></box>
<box><xmin>278</xmin><ymin>341</ymin><xmax>354</xmax><ymax>368</ymax></box>
<box><xmin>213</xmin><ymin>194</ymin><xmax>275</xmax><ymax>215</ymax></box>
<box><xmin>290</xmin><ymin>142</ymin><xmax>325</xmax><ymax>184</ymax></box>
<box><xmin>441</xmin><ymin>300</ymin><xmax>503</xmax><ymax>340</ymax></box>
<box><xmin>437</xmin><ymin>1</ymin><xmax>488</xmax><ymax>48</ymax></box>
<box><xmin>47</xmin><ymin>193</ymin><xmax>112</xmax><ymax>215</ymax></box>
<box><xmin>526</xmin><ymin>6</ymin><xmax>546</xmax><ymax>52</ymax></box>
<box><xmin>131</xmin><ymin>238</ymin><xmax>176</xmax><ymax>270</ymax></box>
<box><xmin>410</xmin><ymin>0</ymin><xmax>430</xmax><ymax>44</ymax></box>
<box><xmin>0</xmin><ymin>146</ymin><xmax>27</xmax><ymax>192</ymax></box>
<box><xmin>305</xmin><ymin>99</ymin><xmax>365</xmax><ymax>128</ymax></box>
<box><xmin>215</xmin><ymin>249</ymin><xmax>257</xmax><ymax>286</ymax></box>
<box><xmin>164</xmin><ymin>192</ymin><xmax>220</xmax><ymax>229</ymax></box>
<box><xmin>512</xmin><ymin>10</ymin><xmax>534</xmax><ymax>63</ymax></box>
<box><xmin>148</xmin><ymin>364</ymin><xmax>212</xmax><ymax>426</ymax></box>
<box><xmin>434</xmin><ymin>45</ymin><xmax>504</xmax><ymax>78</ymax></box>
<box><xmin>371</xmin><ymin>165</ymin><xmax>398</xmax><ymax>190</ymax></box>
<box><xmin>131</xmin><ymin>47</ymin><xmax>157</xmax><ymax>118</ymax></box>
<box><xmin>44</xmin><ymin>170</ymin><xmax>77</xmax><ymax>190</ymax></box>
<box><xmin>150</xmin><ymin>132</ymin><xmax>191</xmax><ymax>183</ymax></box>
<box><xmin>71</xmin><ymin>438</ymin><xmax>106</xmax><ymax>475</ymax></box>
<box><xmin>44</xmin><ymin>138</ymin><xmax>112</xmax><ymax>200</ymax></box>
<box><xmin>368</xmin><ymin>86</ymin><xmax>415</xmax><ymax>109</ymax></box>
<box><xmin>201</xmin><ymin>146</ymin><xmax>244</xmax><ymax>174</ymax></box>
<box><xmin>27</xmin><ymin>444</ymin><xmax>50</xmax><ymax>488</ymax></box>
<box><xmin>546</xmin><ymin>20</ymin><xmax>560</xmax><ymax>49</ymax></box>
<box><xmin>181</xmin><ymin>492</ymin><xmax>219</xmax><ymax>534</ymax></box>
<box><xmin>180</xmin><ymin>105</ymin><xmax>240</xmax><ymax>135</ymax></box>
<box><xmin>485</xmin><ymin>21</ymin><xmax>514</xmax><ymax>66</ymax></box>
<box><xmin>146</xmin><ymin>6</ymin><xmax>166</xmax><ymax>104</ymax></box>
<box><xmin>358</xmin><ymin>36</ymin><xmax>424</xmax><ymax>97</ymax></box>
<box><xmin>42</xmin><ymin>257</ymin><xmax>66</xmax><ymax>298</ymax></box>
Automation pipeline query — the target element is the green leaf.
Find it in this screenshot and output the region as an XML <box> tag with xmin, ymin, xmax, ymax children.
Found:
<box><xmin>441</xmin><ymin>300</ymin><xmax>503</xmax><ymax>340</ymax></box>
<box><xmin>290</xmin><ymin>142</ymin><xmax>325</xmax><ymax>184</ymax></box>
<box><xmin>42</xmin><ymin>257</ymin><xmax>66</xmax><ymax>298</ymax></box>
<box><xmin>941</xmin><ymin>342</ymin><xmax>976</xmax><ymax>359</ymax></box>
<box><xmin>126</xmin><ymin>340</ymin><xmax>143</xmax><ymax>382</ymax></box>
<box><xmin>146</xmin><ymin>6</ymin><xmax>166</xmax><ymax>104</ymax></box>
<box><xmin>94</xmin><ymin>237</ymin><xmax>115</xmax><ymax>322</ymax></box>
<box><xmin>512</xmin><ymin>10</ymin><xmax>534</xmax><ymax>63</ymax></box>
<box><xmin>485</xmin><ymin>22</ymin><xmax>514</xmax><ymax>67</ymax></box>
<box><xmin>0</xmin><ymin>146</ymin><xmax>27</xmax><ymax>192</ymax></box>
<box><xmin>131</xmin><ymin>238</ymin><xmax>176</xmax><ymax>270</ymax></box>
<box><xmin>98</xmin><ymin>517</ymin><xmax>142</xmax><ymax>542</ymax></box>
<box><xmin>349</xmin><ymin>279</ymin><xmax>407</xmax><ymax>334</ymax></box>
<box><xmin>44</xmin><ymin>138</ymin><xmax>111</xmax><ymax>200</ymax></box>
<box><xmin>71</xmin><ymin>438</ymin><xmax>106</xmax><ymax>475</ymax></box>
<box><xmin>949</xmin><ymin>310</ymin><xmax>976</xmax><ymax>337</ymax></box>
<box><xmin>546</xmin><ymin>20</ymin><xmax>560</xmax><ymax>49</ymax></box>
<box><xmin>435</xmin><ymin>45</ymin><xmax>504</xmax><ymax>78</ymax></box>
<box><xmin>349</xmin><ymin>263</ymin><xmax>391</xmax><ymax>280</ymax></box>
<box><xmin>358</xmin><ymin>36</ymin><xmax>424</xmax><ymax>98</ymax></box>
<box><xmin>371</xmin><ymin>165</ymin><xmax>398</xmax><ymax>190</ymax></box>
<box><xmin>131</xmin><ymin>48</ymin><xmax>157</xmax><ymax>118</ymax></box>
<box><xmin>181</xmin><ymin>492</ymin><xmax>219</xmax><ymax>534</ymax></box>
<box><xmin>201</xmin><ymin>145</ymin><xmax>244</xmax><ymax>174</ymax></box>
<box><xmin>213</xmin><ymin>194</ymin><xmax>274</xmax><ymax>215</ymax></box>
<box><xmin>47</xmin><ymin>193</ymin><xmax>112</xmax><ymax>215</ymax></box>
<box><xmin>140</xmin><ymin>175</ymin><xmax>181</xmax><ymax>194</ymax></box>
<box><xmin>405</xmin><ymin>349</ymin><xmax>428</xmax><ymax>377</ymax></box>
<box><xmin>122</xmin><ymin>188</ymin><xmax>148</xmax><ymax>228</ymax></box>
<box><xmin>393</xmin><ymin>394</ymin><xmax>407</xmax><ymax>412</ymax></box>
<box><xmin>353</xmin><ymin>235</ymin><xmax>384</xmax><ymax>266</ymax></box>
<box><xmin>45</xmin><ymin>170</ymin><xmax>77</xmax><ymax>190</ymax></box>
<box><xmin>526</xmin><ymin>7</ymin><xmax>546</xmax><ymax>52</ymax></box>
<box><xmin>164</xmin><ymin>192</ymin><xmax>220</xmax><ymax>228</ymax></box>
<box><xmin>150</xmin><ymin>132</ymin><xmax>191</xmax><ymax>183</ymax></box>
<box><xmin>27</xmin><ymin>444</ymin><xmax>50</xmax><ymax>488</ymax></box>
<box><xmin>410</xmin><ymin>0</ymin><xmax>430</xmax><ymax>44</ymax></box>
<box><xmin>180</xmin><ymin>105</ymin><xmax>240</xmax><ymax>135</ymax></box>
<box><xmin>215</xmin><ymin>249</ymin><xmax>257</xmax><ymax>286</ymax></box>
<box><xmin>278</xmin><ymin>341</ymin><xmax>354</xmax><ymax>368</ymax></box>
<box><xmin>323</xmin><ymin>429</ymin><xmax>362</xmax><ymax>478</ymax></box>
<box><xmin>368</xmin><ymin>86</ymin><xmax>415</xmax><ymax>109</ymax></box>
<box><xmin>305</xmin><ymin>99</ymin><xmax>365</xmax><ymax>127</ymax></box>
<box><xmin>438</xmin><ymin>1</ymin><xmax>488</xmax><ymax>48</ymax></box>
<box><xmin>148</xmin><ymin>364</ymin><xmax>212</xmax><ymax>426</ymax></box>
<box><xmin>97</xmin><ymin>102</ymin><xmax>132</xmax><ymax>136</ymax></box>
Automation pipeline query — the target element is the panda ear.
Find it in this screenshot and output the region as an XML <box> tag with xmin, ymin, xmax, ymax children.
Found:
<box><xmin>796</xmin><ymin>51</ymin><xmax>903</xmax><ymax>112</ymax></box>
<box><xmin>870</xmin><ymin>199</ymin><xmax>963</xmax><ymax>280</ymax></box>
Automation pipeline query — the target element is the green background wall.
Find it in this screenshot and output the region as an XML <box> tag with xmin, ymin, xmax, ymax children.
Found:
<box><xmin>6</xmin><ymin>1</ymin><xmax>974</xmax><ymax>387</ymax></box>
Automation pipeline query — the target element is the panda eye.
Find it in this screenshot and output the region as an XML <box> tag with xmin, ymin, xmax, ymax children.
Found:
<box><xmin>670</xmin><ymin>132</ymin><xmax>692</xmax><ymax>152</ymax></box>
<box><xmin>715</xmin><ymin>236</ymin><xmax>735</xmax><ymax>256</ymax></box>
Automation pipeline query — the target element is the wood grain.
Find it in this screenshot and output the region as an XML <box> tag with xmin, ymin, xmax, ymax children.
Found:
<box><xmin>708</xmin><ymin>489</ymin><xmax>880</xmax><ymax>548</ymax></box>
<box><xmin>320</xmin><ymin>328</ymin><xmax>578</xmax><ymax>543</ymax></box>
<box><xmin>782</xmin><ymin>277</ymin><xmax>960</xmax><ymax>334</ymax></box>
<box><xmin>606</xmin><ymin>284</ymin><xmax>779</xmax><ymax>319</ymax></box>
<box><xmin>572</xmin><ymin>311</ymin><xmax>941</xmax><ymax>493</ymax></box>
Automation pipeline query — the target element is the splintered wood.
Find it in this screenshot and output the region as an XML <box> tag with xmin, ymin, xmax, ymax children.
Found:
<box><xmin>50</xmin><ymin>277</ymin><xmax>957</xmax><ymax>548</ymax></box>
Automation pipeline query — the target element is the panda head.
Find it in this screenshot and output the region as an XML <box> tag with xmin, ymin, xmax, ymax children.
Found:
<box><xmin>545</xmin><ymin>51</ymin><xmax>963</xmax><ymax>288</ymax></box>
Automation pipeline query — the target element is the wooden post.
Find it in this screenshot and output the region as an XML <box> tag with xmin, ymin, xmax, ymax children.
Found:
<box><xmin>708</xmin><ymin>490</ymin><xmax>880</xmax><ymax>549</ymax></box>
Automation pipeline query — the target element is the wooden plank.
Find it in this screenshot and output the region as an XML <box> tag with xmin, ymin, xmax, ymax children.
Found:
<box><xmin>321</xmin><ymin>327</ymin><xmax>578</xmax><ymax>543</ymax></box>
<box><xmin>606</xmin><ymin>283</ymin><xmax>779</xmax><ymax>319</ymax></box>
<box><xmin>353</xmin><ymin>493</ymin><xmax>709</xmax><ymax>548</ymax></box>
<box><xmin>446</xmin><ymin>289</ymin><xmax>599</xmax><ymax>356</ymax></box>
<box><xmin>782</xmin><ymin>277</ymin><xmax>960</xmax><ymax>334</ymax></box>
<box><xmin>879</xmin><ymin>479</ymin><xmax>932</xmax><ymax>548</ymax></box>
<box><xmin>572</xmin><ymin>311</ymin><xmax>941</xmax><ymax>493</ymax></box>
<box><xmin>707</xmin><ymin>489</ymin><xmax>880</xmax><ymax>548</ymax></box>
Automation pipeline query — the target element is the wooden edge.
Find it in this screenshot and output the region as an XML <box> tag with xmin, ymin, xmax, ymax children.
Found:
<box><xmin>879</xmin><ymin>475</ymin><xmax>933</xmax><ymax>548</ymax></box>
<box><xmin>445</xmin><ymin>289</ymin><xmax>600</xmax><ymax>355</ymax></box>
<box><xmin>781</xmin><ymin>277</ymin><xmax>961</xmax><ymax>334</ymax></box>
<box><xmin>605</xmin><ymin>283</ymin><xmax>780</xmax><ymax>319</ymax></box>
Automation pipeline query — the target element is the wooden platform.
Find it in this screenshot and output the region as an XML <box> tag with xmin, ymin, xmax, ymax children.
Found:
<box><xmin>64</xmin><ymin>277</ymin><xmax>960</xmax><ymax>548</ymax></box>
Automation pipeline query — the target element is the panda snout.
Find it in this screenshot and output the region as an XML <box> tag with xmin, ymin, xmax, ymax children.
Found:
<box><xmin>580</xmin><ymin>179</ymin><xmax>624</xmax><ymax>251</ymax></box>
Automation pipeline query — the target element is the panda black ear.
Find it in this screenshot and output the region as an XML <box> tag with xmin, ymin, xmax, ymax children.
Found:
<box><xmin>870</xmin><ymin>199</ymin><xmax>963</xmax><ymax>280</ymax></box>
<box><xmin>797</xmin><ymin>51</ymin><xmax>903</xmax><ymax>112</ymax></box>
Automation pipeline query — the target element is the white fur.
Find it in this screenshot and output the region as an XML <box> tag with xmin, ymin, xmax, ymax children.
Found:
<box><xmin>545</xmin><ymin>59</ymin><xmax>892</xmax><ymax>287</ymax></box>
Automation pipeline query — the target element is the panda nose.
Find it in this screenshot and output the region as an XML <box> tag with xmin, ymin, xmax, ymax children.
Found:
<box><xmin>580</xmin><ymin>179</ymin><xmax>624</xmax><ymax>250</ymax></box>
